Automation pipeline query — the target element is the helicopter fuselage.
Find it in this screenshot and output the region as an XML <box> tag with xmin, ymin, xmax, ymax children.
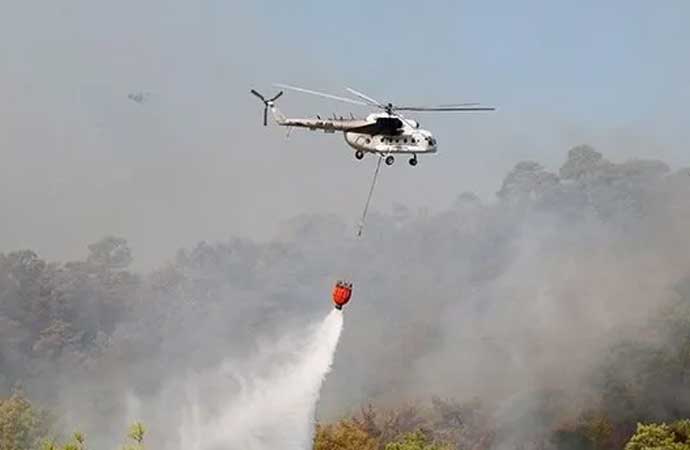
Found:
<box><xmin>342</xmin><ymin>113</ymin><xmax>437</xmax><ymax>159</ymax></box>
<box><xmin>343</xmin><ymin>129</ymin><xmax>437</xmax><ymax>155</ymax></box>
<box><xmin>255</xmin><ymin>94</ymin><xmax>456</xmax><ymax>165</ymax></box>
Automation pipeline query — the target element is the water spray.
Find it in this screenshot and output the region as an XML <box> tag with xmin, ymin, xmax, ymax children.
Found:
<box><xmin>178</xmin><ymin>309</ymin><xmax>344</xmax><ymax>450</ymax></box>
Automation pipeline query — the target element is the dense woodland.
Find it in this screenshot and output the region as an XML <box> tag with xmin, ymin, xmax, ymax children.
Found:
<box><xmin>2</xmin><ymin>145</ymin><xmax>690</xmax><ymax>449</ymax></box>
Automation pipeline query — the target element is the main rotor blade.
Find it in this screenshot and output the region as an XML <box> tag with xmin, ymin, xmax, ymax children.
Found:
<box><xmin>273</xmin><ymin>83</ymin><xmax>367</xmax><ymax>106</ymax></box>
<box><xmin>437</xmin><ymin>103</ymin><xmax>482</xmax><ymax>107</ymax></box>
<box><xmin>395</xmin><ymin>106</ymin><xmax>496</xmax><ymax>112</ymax></box>
<box><xmin>250</xmin><ymin>89</ymin><xmax>266</xmax><ymax>102</ymax></box>
<box><xmin>345</xmin><ymin>87</ymin><xmax>384</xmax><ymax>108</ymax></box>
<box><xmin>389</xmin><ymin>102</ymin><xmax>481</xmax><ymax>110</ymax></box>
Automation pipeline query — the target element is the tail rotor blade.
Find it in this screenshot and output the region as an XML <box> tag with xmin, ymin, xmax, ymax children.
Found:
<box><xmin>263</xmin><ymin>106</ymin><xmax>268</xmax><ymax>126</ymax></box>
<box><xmin>270</xmin><ymin>91</ymin><xmax>283</xmax><ymax>102</ymax></box>
<box><xmin>251</xmin><ymin>89</ymin><xmax>266</xmax><ymax>102</ymax></box>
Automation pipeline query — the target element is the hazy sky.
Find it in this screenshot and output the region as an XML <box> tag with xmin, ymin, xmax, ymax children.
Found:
<box><xmin>1</xmin><ymin>1</ymin><xmax>689</xmax><ymax>268</ymax></box>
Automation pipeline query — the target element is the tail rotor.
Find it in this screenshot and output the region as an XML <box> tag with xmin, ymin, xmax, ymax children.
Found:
<box><xmin>251</xmin><ymin>89</ymin><xmax>283</xmax><ymax>126</ymax></box>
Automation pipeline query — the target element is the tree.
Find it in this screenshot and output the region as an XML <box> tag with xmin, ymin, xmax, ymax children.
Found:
<box><xmin>0</xmin><ymin>391</ymin><xmax>53</xmax><ymax>450</ymax></box>
<box><xmin>579</xmin><ymin>413</ymin><xmax>614</xmax><ymax>450</ymax></box>
<box><xmin>559</xmin><ymin>145</ymin><xmax>608</xmax><ymax>181</ymax></box>
<box><xmin>41</xmin><ymin>423</ymin><xmax>146</xmax><ymax>450</ymax></box>
<box><xmin>352</xmin><ymin>403</ymin><xmax>428</xmax><ymax>447</ymax></box>
<box><xmin>41</xmin><ymin>433</ymin><xmax>85</xmax><ymax>450</ymax></box>
<box><xmin>122</xmin><ymin>422</ymin><xmax>145</xmax><ymax>450</ymax></box>
<box><xmin>384</xmin><ymin>431</ymin><xmax>453</xmax><ymax>450</ymax></box>
<box><xmin>497</xmin><ymin>161</ymin><xmax>559</xmax><ymax>202</ymax></box>
<box><xmin>313</xmin><ymin>420</ymin><xmax>379</xmax><ymax>450</ymax></box>
<box><xmin>429</xmin><ymin>397</ymin><xmax>493</xmax><ymax>450</ymax></box>
<box><xmin>87</xmin><ymin>237</ymin><xmax>132</xmax><ymax>270</ymax></box>
<box><xmin>625</xmin><ymin>420</ymin><xmax>690</xmax><ymax>450</ymax></box>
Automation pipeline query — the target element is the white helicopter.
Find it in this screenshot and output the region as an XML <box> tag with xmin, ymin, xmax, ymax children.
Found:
<box><xmin>251</xmin><ymin>83</ymin><xmax>495</xmax><ymax>166</ymax></box>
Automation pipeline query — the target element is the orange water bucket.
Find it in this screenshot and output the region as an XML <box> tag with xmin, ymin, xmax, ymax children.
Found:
<box><xmin>332</xmin><ymin>281</ymin><xmax>352</xmax><ymax>310</ymax></box>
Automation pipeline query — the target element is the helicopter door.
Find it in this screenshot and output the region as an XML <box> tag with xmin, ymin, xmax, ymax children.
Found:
<box><xmin>354</xmin><ymin>135</ymin><xmax>371</xmax><ymax>149</ymax></box>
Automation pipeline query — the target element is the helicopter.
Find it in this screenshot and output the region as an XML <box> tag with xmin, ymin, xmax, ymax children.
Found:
<box><xmin>251</xmin><ymin>83</ymin><xmax>495</xmax><ymax>166</ymax></box>
<box><xmin>128</xmin><ymin>91</ymin><xmax>151</xmax><ymax>104</ymax></box>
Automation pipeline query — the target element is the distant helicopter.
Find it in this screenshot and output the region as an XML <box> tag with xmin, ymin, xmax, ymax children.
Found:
<box><xmin>128</xmin><ymin>91</ymin><xmax>151</xmax><ymax>104</ymax></box>
<box><xmin>251</xmin><ymin>84</ymin><xmax>495</xmax><ymax>166</ymax></box>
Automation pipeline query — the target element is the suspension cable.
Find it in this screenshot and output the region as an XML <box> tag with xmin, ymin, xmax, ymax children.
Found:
<box><xmin>356</xmin><ymin>155</ymin><xmax>384</xmax><ymax>237</ymax></box>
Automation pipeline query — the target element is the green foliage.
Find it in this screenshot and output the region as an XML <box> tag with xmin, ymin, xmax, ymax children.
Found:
<box><xmin>38</xmin><ymin>424</ymin><xmax>144</xmax><ymax>450</ymax></box>
<box><xmin>0</xmin><ymin>391</ymin><xmax>52</xmax><ymax>450</ymax></box>
<box><xmin>384</xmin><ymin>431</ymin><xmax>453</xmax><ymax>450</ymax></box>
<box><xmin>41</xmin><ymin>432</ymin><xmax>86</xmax><ymax>450</ymax></box>
<box><xmin>40</xmin><ymin>442</ymin><xmax>59</xmax><ymax>450</ymax></box>
<box><xmin>624</xmin><ymin>421</ymin><xmax>690</xmax><ymax>450</ymax></box>
<box><xmin>313</xmin><ymin>419</ymin><xmax>378</xmax><ymax>450</ymax></box>
<box><xmin>122</xmin><ymin>422</ymin><xmax>145</xmax><ymax>450</ymax></box>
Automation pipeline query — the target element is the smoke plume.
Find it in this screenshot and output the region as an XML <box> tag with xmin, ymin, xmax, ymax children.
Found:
<box><xmin>1</xmin><ymin>146</ymin><xmax>689</xmax><ymax>449</ymax></box>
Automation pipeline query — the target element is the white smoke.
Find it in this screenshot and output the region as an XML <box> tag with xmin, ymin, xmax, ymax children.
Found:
<box><xmin>172</xmin><ymin>309</ymin><xmax>343</xmax><ymax>450</ymax></box>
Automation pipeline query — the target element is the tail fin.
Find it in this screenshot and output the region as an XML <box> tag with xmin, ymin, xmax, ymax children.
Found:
<box><xmin>269</xmin><ymin>104</ymin><xmax>287</xmax><ymax>125</ymax></box>
<box><xmin>250</xmin><ymin>89</ymin><xmax>283</xmax><ymax>126</ymax></box>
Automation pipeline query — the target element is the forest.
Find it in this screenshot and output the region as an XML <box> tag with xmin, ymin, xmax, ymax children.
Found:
<box><xmin>2</xmin><ymin>145</ymin><xmax>690</xmax><ymax>449</ymax></box>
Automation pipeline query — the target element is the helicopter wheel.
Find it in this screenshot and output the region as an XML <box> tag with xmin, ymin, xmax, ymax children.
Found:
<box><xmin>355</xmin><ymin>150</ymin><xmax>364</xmax><ymax>160</ymax></box>
<box><xmin>409</xmin><ymin>156</ymin><xmax>418</xmax><ymax>166</ymax></box>
<box><xmin>385</xmin><ymin>155</ymin><xmax>395</xmax><ymax>166</ymax></box>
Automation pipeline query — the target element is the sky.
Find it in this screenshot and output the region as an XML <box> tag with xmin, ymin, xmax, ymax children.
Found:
<box><xmin>1</xmin><ymin>0</ymin><xmax>689</xmax><ymax>268</ymax></box>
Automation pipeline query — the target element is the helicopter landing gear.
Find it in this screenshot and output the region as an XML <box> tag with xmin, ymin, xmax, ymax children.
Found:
<box><xmin>385</xmin><ymin>155</ymin><xmax>395</xmax><ymax>166</ymax></box>
<box><xmin>409</xmin><ymin>156</ymin><xmax>418</xmax><ymax>166</ymax></box>
<box><xmin>355</xmin><ymin>150</ymin><xmax>364</xmax><ymax>160</ymax></box>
